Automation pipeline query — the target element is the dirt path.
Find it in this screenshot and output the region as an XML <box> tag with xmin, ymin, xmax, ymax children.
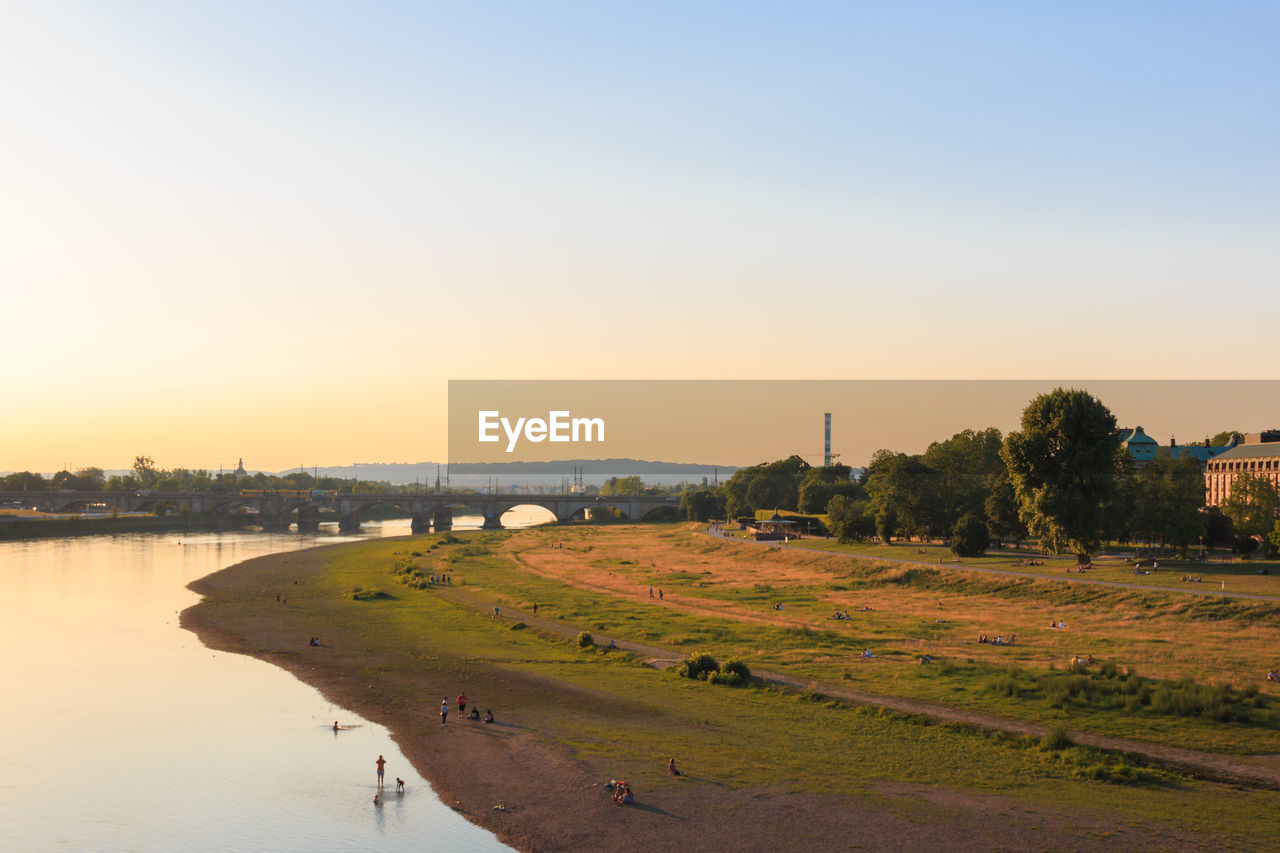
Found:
<box><xmin>434</xmin><ymin>577</ymin><xmax>1280</xmax><ymax>792</ymax></box>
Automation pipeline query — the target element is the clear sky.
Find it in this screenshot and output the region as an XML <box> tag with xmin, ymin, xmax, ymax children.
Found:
<box><xmin>3</xmin><ymin>2</ymin><xmax>1278</xmax><ymax>472</ymax></box>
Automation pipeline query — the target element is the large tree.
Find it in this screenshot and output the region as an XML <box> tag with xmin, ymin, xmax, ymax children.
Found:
<box><xmin>984</xmin><ymin>478</ymin><xmax>1026</xmax><ymax>547</ymax></box>
<box><xmin>1221</xmin><ymin>473</ymin><xmax>1280</xmax><ymax>556</ymax></box>
<box><xmin>920</xmin><ymin>427</ymin><xmax>1005</xmax><ymax>529</ymax></box>
<box><xmin>133</xmin><ymin>455</ymin><xmax>159</xmax><ymax>489</ymax></box>
<box><xmin>1125</xmin><ymin>451</ymin><xmax>1206</xmax><ymax>554</ymax></box>
<box><xmin>681</xmin><ymin>487</ymin><xmax>725</xmax><ymax>522</ymax></box>
<box><xmin>797</xmin><ymin>463</ymin><xmax>863</xmax><ymax>514</ymax></box>
<box><xmin>864</xmin><ymin>453</ymin><xmax>946</xmax><ymax>540</ymax></box>
<box><xmin>722</xmin><ymin>455</ymin><xmax>810</xmax><ymax>519</ymax></box>
<box><xmin>825</xmin><ymin>493</ymin><xmax>873</xmax><ymax>543</ymax></box>
<box><xmin>1000</xmin><ymin>388</ymin><xmax>1122</xmax><ymax>558</ymax></box>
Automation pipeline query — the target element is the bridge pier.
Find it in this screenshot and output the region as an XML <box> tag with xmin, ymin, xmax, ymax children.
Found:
<box><xmin>296</xmin><ymin>505</ymin><xmax>321</xmax><ymax>534</ymax></box>
<box><xmin>336</xmin><ymin>499</ymin><xmax>362</xmax><ymax>534</ymax></box>
<box><xmin>260</xmin><ymin>512</ymin><xmax>292</xmax><ymax>532</ymax></box>
<box><xmin>481</xmin><ymin>512</ymin><xmax>504</xmax><ymax>530</ymax></box>
<box><xmin>432</xmin><ymin>508</ymin><xmax>452</xmax><ymax>532</ymax></box>
<box><xmin>411</xmin><ymin>513</ymin><xmax>430</xmax><ymax>534</ymax></box>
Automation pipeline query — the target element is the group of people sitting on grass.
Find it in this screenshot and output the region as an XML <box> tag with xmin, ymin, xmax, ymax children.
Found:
<box><xmin>1267</xmin><ymin>670</ymin><xmax>1279</xmax><ymax>683</ymax></box>
<box><xmin>1068</xmin><ymin>563</ymin><xmax>1092</xmax><ymax>573</ymax></box>
<box><xmin>1181</xmin><ymin>575</ymin><xmax>1204</xmax><ymax>582</ymax></box>
<box><xmin>607</xmin><ymin>780</ymin><xmax>634</xmax><ymax>805</ymax></box>
<box><xmin>1012</xmin><ymin>559</ymin><xmax>1043</xmax><ymax>567</ymax></box>
<box><xmin>308</xmin><ymin>637</ymin><xmax>323</xmax><ymax>647</ymax></box>
<box><xmin>830</xmin><ymin>609</ymin><xmax>851</xmax><ymax>620</ymax></box>
<box><xmin>977</xmin><ymin>634</ymin><xmax>1015</xmax><ymax>645</ymax></box>
<box><xmin>1071</xmin><ymin>655</ymin><xmax>1097</xmax><ymax>667</ymax></box>
<box><xmin>1048</xmin><ymin>620</ymin><xmax>1067</xmax><ymax>629</ymax></box>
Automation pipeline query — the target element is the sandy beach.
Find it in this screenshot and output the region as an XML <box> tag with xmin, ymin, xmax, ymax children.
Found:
<box><xmin>181</xmin><ymin>537</ymin><xmax>1219</xmax><ymax>852</ymax></box>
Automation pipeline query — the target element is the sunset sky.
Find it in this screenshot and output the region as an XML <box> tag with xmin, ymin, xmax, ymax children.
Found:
<box><xmin>4</xmin><ymin>2</ymin><xmax>1278</xmax><ymax>473</ymax></box>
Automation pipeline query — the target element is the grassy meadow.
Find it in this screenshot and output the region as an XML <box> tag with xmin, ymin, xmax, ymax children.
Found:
<box><xmin>206</xmin><ymin>523</ymin><xmax>1280</xmax><ymax>847</ymax></box>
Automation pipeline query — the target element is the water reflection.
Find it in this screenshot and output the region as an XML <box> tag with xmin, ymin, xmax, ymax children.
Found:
<box><xmin>0</xmin><ymin>521</ymin><xmax>518</xmax><ymax>852</ymax></box>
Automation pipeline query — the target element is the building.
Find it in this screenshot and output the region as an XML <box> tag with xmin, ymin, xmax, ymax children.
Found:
<box><xmin>1117</xmin><ymin>426</ymin><xmax>1235</xmax><ymax>473</ymax></box>
<box><xmin>1204</xmin><ymin>431</ymin><xmax>1280</xmax><ymax>506</ymax></box>
<box><xmin>749</xmin><ymin>512</ymin><xmax>799</xmax><ymax>541</ymax></box>
<box><xmin>1117</xmin><ymin>426</ymin><xmax>1160</xmax><ymax>463</ymax></box>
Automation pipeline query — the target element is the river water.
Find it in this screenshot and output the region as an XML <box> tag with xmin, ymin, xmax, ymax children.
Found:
<box><xmin>0</xmin><ymin>513</ymin><xmax>541</xmax><ymax>852</ymax></box>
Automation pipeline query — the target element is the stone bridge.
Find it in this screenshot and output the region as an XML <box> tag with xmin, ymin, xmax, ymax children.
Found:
<box><xmin>0</xmin><ymin>490</ymin><xmax>680</xmax><ymax>533</ymax></box>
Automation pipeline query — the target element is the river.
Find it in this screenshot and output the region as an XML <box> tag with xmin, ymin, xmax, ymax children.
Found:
<box><xmin>0</xmin><ymin>512</ymin><xmax>543</xmax><ymax>851</ymax></box>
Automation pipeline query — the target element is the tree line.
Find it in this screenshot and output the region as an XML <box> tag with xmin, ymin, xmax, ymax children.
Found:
<box><xmin>680</xmin><ymin>388</ymin><xmax>1279</xmax><ymax>559</ymax></box>
<box><xmin>1</xmin><ymin>456</ymin><xmax>403</xmax><ymax>495</ymax></box>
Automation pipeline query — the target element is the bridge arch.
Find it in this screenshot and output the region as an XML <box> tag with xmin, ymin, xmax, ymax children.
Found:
<box><xmin>639</xmin><ymin>502</ymin><xmax>681</xmax><ymax>522</ymax></box>
<box><xmin>493</xmin><ymin>503</ymin><xmax>558</xmax><ymax>527</ymax></box>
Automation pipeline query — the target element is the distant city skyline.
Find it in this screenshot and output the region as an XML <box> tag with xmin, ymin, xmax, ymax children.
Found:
<box><xmin>4</xmin><ymin>3</ymin><xmax>1278</xmax><ymax>471</ymax></box>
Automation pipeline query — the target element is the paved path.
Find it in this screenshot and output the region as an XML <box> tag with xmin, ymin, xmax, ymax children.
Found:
<box><xmin>702</xmin><ymin>529</ymin><xmax>1280</xmax><ymax>603</ymax></box>
<box><xmin>434</xmin><ymin>583</ymin><xmax>1280</xmax><ymax>791</ymax></box>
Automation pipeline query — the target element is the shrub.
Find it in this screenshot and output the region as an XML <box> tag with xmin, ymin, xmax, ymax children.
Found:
<box><xmin>510</xmin><ymin>622</ymin><xmax>527</xmax><ymax>631</ymax></box>
<box><xmin>576</xmin><ymin>631</ymin><xmax>594</xmax><ymax>648</ymax></box>
<box><xmin>674</xmin><ymin>652</ymin><xmax>720</xmax><ymax>680</ymax></box>
<box><xmin>1042</xmin><ymin>726</ymin><xmax>1073</xmax><ymax>750</ymax></box>
<box><xmin>708</xmin><ymin>659</ymin><xmax>752</xmax><ymax>687</ymax></box>
<box><xmin>950</xmin><ymin>514</ymin><xmax>990</xmax><ymax>557</ymax></box>
<box><xmin>349</xmin><ymin>588</ymin><xmax>393</xmax><ymax>601</ymax></box>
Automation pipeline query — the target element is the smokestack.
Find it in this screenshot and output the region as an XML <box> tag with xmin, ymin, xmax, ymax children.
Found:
<box><xmin>824</xmin><ymin>413</ymin><xmax>831</xmax><ymax>467</ymax></box>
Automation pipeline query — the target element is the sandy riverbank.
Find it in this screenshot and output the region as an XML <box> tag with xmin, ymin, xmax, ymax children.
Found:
<box><xmin>181</xmin><ymin>536</ymin><xmax>1216</xmax><ymax>852</ymax></box>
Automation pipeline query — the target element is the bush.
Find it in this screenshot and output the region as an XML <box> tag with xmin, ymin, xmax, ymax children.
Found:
<box><xmin>576</xmin><ymin>631</ymin><xmax>594</xmax><ymax>648</ymax></box>
<box><xmin>674</xmin><ymin>652</ymin><xmax>720</xmax><ymax>680</ymax></box>
<box><xmin>349</xmin><ymin>588</ymin><xmax>393</xmax><ymax>601</ymax></box>
<box><xmin>1235</xmin><ymin>535</ymin><xmax>1259</xmax><ymax>557</ymax></box>
<box><xmin>709</xmin><ymin>659</ymin><xmax>752</xmax><ymax>687</ymax></box>
<box><xmin>1042</xmin><ymin>726</ymin><xmax>1073</xmax><ymax>750</ymax></box>
<box><xmin>950</xmin><ymin>514</ymin><xmax>990</xmax><ymax>557</ymax></box>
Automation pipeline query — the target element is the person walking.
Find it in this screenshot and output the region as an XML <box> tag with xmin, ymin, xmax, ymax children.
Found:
<box><xmin>440</xmin><ymin>697</ymin><xmax>449</xmax><ymax>726</ymax></box>
<box><xmin>376</xmin><ymin>755</ymin><xmax>386</xmax><ymax>788</ymax></box>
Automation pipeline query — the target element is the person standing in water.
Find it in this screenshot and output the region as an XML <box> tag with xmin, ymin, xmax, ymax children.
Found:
<box><xmin>376</xmin><ymin>755</ymin><xmax>386</xmax><ymax>788</ymax></box>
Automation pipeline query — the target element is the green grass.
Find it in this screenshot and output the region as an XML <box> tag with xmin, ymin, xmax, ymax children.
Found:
<box><xmin>398</xmin><ymin>526</ymin><xmax>1280</xmax><ymax>757</ymax></box>
<box><xmin>198</xmin><ymin>532</ymin><xmax>1280</xmax><ymax>848</ymax></box>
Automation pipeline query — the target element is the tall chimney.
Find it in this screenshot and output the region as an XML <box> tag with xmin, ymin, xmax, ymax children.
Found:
<box><xmin>824</xmin><ymin>413</ymin><xmax>831</xmax><ymax>467</ymax></box>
